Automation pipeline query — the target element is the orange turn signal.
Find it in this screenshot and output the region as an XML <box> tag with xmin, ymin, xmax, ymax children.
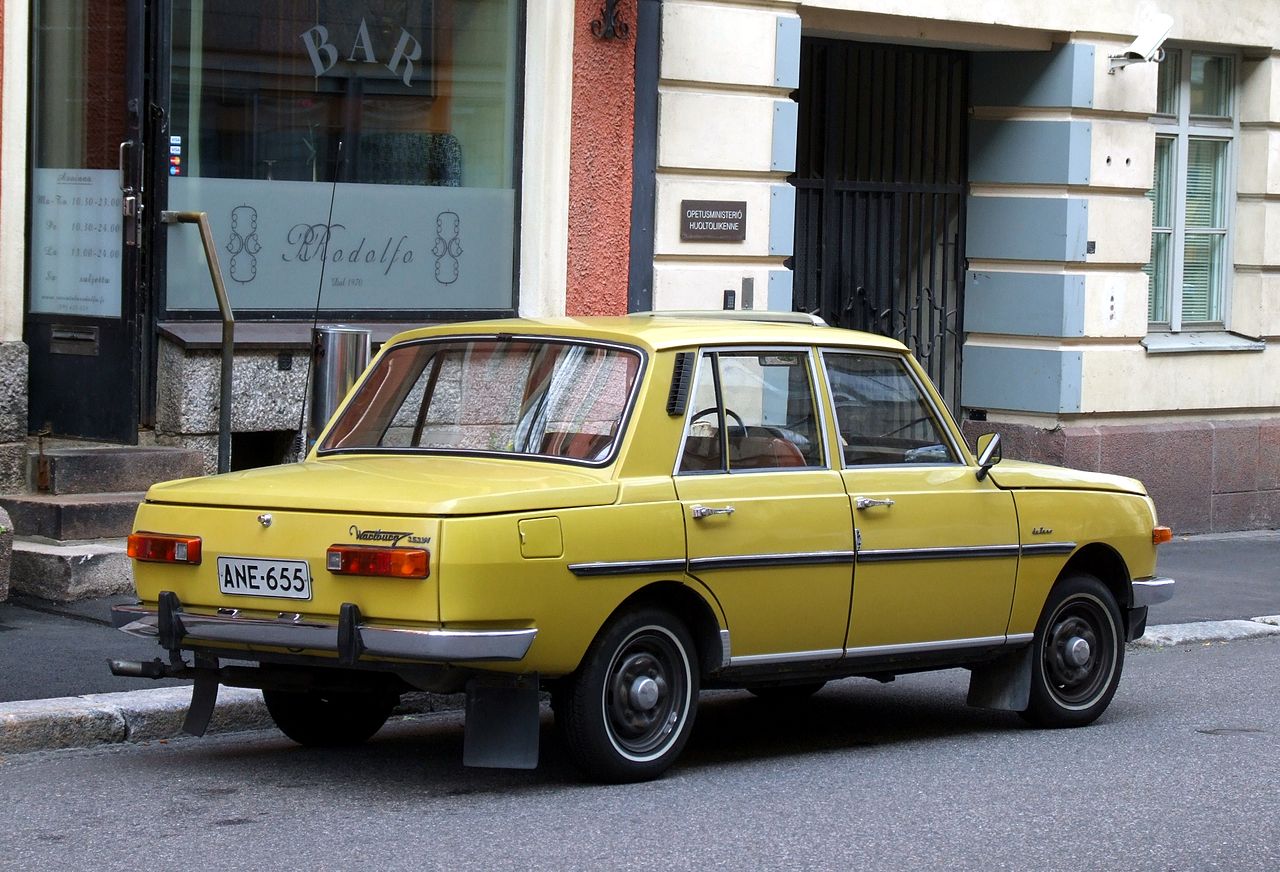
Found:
<box><xmin>127</xmin><ymin>532</ymin><xmax>203</xmax><ymax>565</ymax></box>
<box><xmin>1152</xmin><ymin>526</ymin><xmax>1173</xmax><ymax>545</ymax></box>
<box><xmin>326</xmin><ymin>545</ymin><xmax>430</xmax><ymax>579</ymax></box>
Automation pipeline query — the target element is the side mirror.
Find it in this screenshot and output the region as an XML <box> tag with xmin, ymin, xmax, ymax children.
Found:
<box><xmin>975</xmin><ymin>432</ymin><xmax>1002</xmax><ymax>481</ymax></box>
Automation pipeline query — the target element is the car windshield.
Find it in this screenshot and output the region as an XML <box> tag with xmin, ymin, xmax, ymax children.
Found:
<box><xmin>318</xmin><ymin>337</ymin><xmax>643</xmax><ymax>462</ymax></box>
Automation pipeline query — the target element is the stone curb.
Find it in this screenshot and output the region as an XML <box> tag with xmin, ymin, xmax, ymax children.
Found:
<box><xmin>0</xmin><ymin>686</ymin><xmax>462</xmax><ymax>756</ymax></box>
<box><xmin>4</xmin><ymin>618</ymin><xmax>1280</xmax><ymax>757</ymax></box>
<box><xmin>1132</xmin><ymin>616</ymin><xmax>1280</xmax><ymax>648</ymax></box>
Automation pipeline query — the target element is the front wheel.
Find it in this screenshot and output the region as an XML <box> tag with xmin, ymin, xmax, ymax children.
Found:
<box><xmin>557</xmin><ymin>608</ymin><xmax>699</xmax><ymax>783</ymax></box>
<box><xmin>263</xmin><ymin>688</ymin><xmax>398</xmax><ymax>747</ymax></box>
<box><xmin>1021</xmin><ymin>573</ymin><xmax>1124</xmax><ymax>728</ymax></box>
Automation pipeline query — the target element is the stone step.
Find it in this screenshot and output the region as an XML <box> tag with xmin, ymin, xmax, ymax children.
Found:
<box><xmin>0</xmin><ymin>492</ymin><xmax>144</xmax><ymax>541</ymax></box>
<box><xmin>32</xmin><ymin>446</ymin><xmax>205</xmax><ymax>495</ymax></box>
<box><xmin>10</xmin><ymin>537</ymin><xmax>133</xmax><ymax>603</ymax></box>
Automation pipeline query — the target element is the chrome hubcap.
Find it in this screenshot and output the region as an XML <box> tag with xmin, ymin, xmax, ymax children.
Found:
<box><xmin>630</xmin><ymin>676</ymin><xmax>660</xmax><ymax>710</ymax></box>
<box><xmin>1065</xmin><ymin>636</ymin><xmax>1092</xmax><ymax>668</ymax></box>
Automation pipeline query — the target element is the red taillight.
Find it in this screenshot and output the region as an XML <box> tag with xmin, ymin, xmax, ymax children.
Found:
<box><xmin>326</xmin><ymin>545</ymin><xmax>429</xmax><ymax>579</ymax></box>
<box><xmin>1153</xmin><ymin>526</ymin><xmax>1173</xmax><ymax>545</ymax></box>
<box><xmin>127</xmin><ymin>532</ymin><xmax>203</xmax><ymax>565</ymax></box>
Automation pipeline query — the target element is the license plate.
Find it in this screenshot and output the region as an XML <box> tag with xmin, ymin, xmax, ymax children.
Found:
<box><xmin>217</xmin><ymin>556</ymin><xmax>312</xmax><ymax>600</ymax></box>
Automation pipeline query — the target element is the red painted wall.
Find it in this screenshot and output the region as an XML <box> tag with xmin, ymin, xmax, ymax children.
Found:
<box><xmin>565</xmin><ymin>0</ymin><xmax>635</xmax><ymax>316</ymax></box>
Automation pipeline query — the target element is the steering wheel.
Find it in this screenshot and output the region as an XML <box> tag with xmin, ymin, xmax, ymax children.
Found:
<box><xmin>690</xmin><ymin>406</ymin><xmax>747</xmax><ymax>438</ymax></box>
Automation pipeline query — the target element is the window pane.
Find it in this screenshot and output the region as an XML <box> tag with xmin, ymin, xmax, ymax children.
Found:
<box><xmin>166</xmin><ymin>0</ymin><xmax>520</xmax><ymax>312</ymax></box>
<box><xmin>718</xmin><ymin>352</ymin><xmax>822</xmax><ymax>470</ymax></box>
<box><xmin>679</xmin><ymin>351</ymin><xmax>823</xmax><ymax>472</ymax></box>
<box><xmin>1190</xmin><ymin>54</ymin><xmax>1232</xmax><ymax>117</ymax></box>
<box><xmin>1186</xmin><ymin>139</ymin><xmax>1228</xmax><ymax>228</ymax></box>
<box><xmin>1181</xmin><ymin>233</ymin><xmax>1225</xmax><ymax>323</ymax></box>
<box><xmin>320</xmin><ymin>339</ymin><xmax>641</xmax><ymax>461</ymax></box>
<box><xmin>823</xmin><ymin>353</ymin><xmax>956</xmax><ymax>466</ymax></box>
<box><xmin>679</xmin><ymin>355</ymin><xmax>724</xmax><ymax>473</ymax></box>
<box><xmin>1149</xmin><ymin>136</ymin><xmax>1175</xmax><ymax>230</ymax></box>
<box><xmin>1144</xmin><ymin>231</ymin><xmax>1172</xmax><ymax>323</ymax></box>
<box><xmin>1156</xmin><ymin>50</ymin><xmax>1179</xmax><ymax>116</ymax></box>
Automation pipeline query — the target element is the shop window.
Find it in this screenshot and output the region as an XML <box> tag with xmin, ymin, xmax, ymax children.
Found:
<box><xmin>1145</xmin><ymin>49</ymin><xmax>1237</xmax><ymax>332</ymax></box>
<box><xmin>166</xmin><ymin>0</ymin><xmax>521</xmax><ymax>315</ymax></box>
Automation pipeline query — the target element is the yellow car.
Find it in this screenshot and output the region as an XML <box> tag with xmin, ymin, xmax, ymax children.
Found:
<box><xmin>112</xmin><ymin>312</ymin><xmax>1174</xmax><ymax>782</ymax></box>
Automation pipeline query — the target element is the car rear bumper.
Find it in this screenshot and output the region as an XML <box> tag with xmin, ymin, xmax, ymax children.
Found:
<box><xmin>112</xmin><ymin>600</ymin><xmax>536</xmax><ymax>663</ymax></box>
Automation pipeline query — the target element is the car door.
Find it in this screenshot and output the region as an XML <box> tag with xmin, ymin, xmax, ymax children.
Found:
<box><xmin>673</xmin><ymin>347</ymin><xmax>854</xmax><ymax>664</ymax></box>
<box><xmin>821</xmin><ymin>349</ymin><xmax>1019</xmax><ymax>651</ymax></box>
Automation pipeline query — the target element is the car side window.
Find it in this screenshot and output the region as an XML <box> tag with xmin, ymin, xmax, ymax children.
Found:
<box><xmin>678</xmin><ymin>349</ymin><xmax>824</xmax><ymax>473</ymax></box>
<box><xmin>822</xmin><ymin>352</ymin><xmax>958</xmax><ymax>466</ymax></box>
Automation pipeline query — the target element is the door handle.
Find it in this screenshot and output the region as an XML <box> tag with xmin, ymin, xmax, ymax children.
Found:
<box><xmin>691</xmin><ymin>505</ymin><xmax>735</xmax><ymax>519</ymax></box>
<box><xmin>855</xmin><ymin>496</ymin><xmax>895</xmax><ymax>510</ymax></box>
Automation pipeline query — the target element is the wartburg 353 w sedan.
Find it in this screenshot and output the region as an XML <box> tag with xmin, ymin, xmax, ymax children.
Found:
<box><xmin>112</xmin><ymin>312</ymin><xmax>1174</xmax><ymax>782</ymax></box>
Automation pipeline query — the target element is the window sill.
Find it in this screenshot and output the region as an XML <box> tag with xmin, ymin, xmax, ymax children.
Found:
<box><xmin>1141</xmin><ymin>331</ymin><xmax>1266</xmax><ymax>355</ymax></box>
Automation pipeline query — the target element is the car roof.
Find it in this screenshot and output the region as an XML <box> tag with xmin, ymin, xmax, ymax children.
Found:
<box><xmin>385</xmin><ymin>313</ymin><xmax>909</xmax><ymax>354</ymax></box>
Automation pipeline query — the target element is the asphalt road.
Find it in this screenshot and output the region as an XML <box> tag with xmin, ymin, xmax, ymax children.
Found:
<box><xmin>1</xmin><ymin>636</ymin><xmax>1277</xmax><ymax>871</ymax></box>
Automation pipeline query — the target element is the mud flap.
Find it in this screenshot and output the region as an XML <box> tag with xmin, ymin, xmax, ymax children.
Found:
<box><xmin>462</xmin><ymin>674</ymin><xmax>540</xmax><ymax>769</ymax></box>
<box><xmin>966</xmin><ymin>645</ymin><xmax>1032</xmax><ymax>712</ymax></box>
<box><xmin>183</xmin><ymin>654</ymin><xmax>221</xmax><ymax>736</ymax></box>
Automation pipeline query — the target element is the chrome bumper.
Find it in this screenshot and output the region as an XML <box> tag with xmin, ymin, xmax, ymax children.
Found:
<box><xmin>1131</xmin><ymin>576</ymin><xmax>1175</xmax><ymax>608</ymax></box>
<box><xmin>111</xmin><ymin>603</ymin><xmax>536</xmax><ymax>663</ymax></box>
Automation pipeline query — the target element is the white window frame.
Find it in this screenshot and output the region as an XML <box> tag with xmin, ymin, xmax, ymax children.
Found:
<box><xmin>1147</xmin><ymin>46</ymin><xmax>1240</xmax><ymax>334</ymax></box>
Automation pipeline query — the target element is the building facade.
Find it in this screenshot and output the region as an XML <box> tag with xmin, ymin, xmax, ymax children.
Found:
<box><xmin>2</xmin><ymin>0</ymin><xmax>1279</xmax><ymax>534</ymax></box>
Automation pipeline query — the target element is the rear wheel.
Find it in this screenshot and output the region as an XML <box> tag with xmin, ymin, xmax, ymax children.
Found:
<box><xmin>263</xmin><ymin>688</ymin><xmax>399</xmax><ymax>747</ymax></box>
<box><xmin>1021</xmin><ymin>573</ymin><xmax>1124</xmax><ymax>728</ymax></box>
<box><xmin>557</xmin><ymin>608</ymin><xmax>699</xmax><ymax>783</ymax></box>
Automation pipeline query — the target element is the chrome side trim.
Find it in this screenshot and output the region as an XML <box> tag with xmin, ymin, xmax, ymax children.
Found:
<box><xmin>1132</xmin><ymin>576</ymin><xmax>1176</xmax><ymax>607</ymax></box>
<box><xmin>1020</xmin><ymin>542</ymin><xmax>1077</xmax><ymax>556</ymax></box>
<box><xmin>857</xmin><ymin>545</ymin><xmax>1020</xmax><ymax>563</ymax></box>
<box><xmin>729</xmin><ymin>648</ymin><xmax>843</xmax><ymax>667</ymax></box>
<box><xmin>567</xmin><ymin>558</ymin><xmax>687</xmax><ymax>577</ymax></box>
<box><xmin>689</xmin><ymin>550</ymin><xmax>856</xmax><ymax>572</ymax></box>
<box><xmin>719</xmin><ymin>629</ymin><xmax>731</xmax><ymax>668</ymax></box>
<box><xmin>1005</xmin><ymin>633</ymin><xmax>1034</xmax><ymax>645</ymax></box>
<box><xmin>112</xmin><ymin>604</ymin><xmax>536</xmax><ymax>663</ymax></box>
<box><xmin>854</xmin><ymin>542</ymin><xmax>1077</xmax><ymax>563</ymax></box>
<box><xmin>845</xmin><ymin>634</ymin><xmax>1013</xmax><ymax>659</ymax></box>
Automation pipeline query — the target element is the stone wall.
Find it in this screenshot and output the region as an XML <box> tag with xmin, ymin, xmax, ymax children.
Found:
<box><xmin>0</xmin><ymin>341</ymin><xmax>27</xmax><ymax>491</ymax></box>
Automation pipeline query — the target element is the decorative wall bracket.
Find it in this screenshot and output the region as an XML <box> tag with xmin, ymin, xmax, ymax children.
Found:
<box><xmin>591</xmin><ymin>0</ymin><xmax>630</xmax><ymax>40</ymax></box>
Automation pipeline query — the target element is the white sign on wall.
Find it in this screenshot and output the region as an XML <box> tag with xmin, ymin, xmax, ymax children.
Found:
<box><xmin>166</xmin><ymin>177</ymin><xmax>514</xmax><ymax>311</ymax></box>
<box><xmin>29</xmin><ymin>168</ymin><xmax>123</xmax><ymax>317</ymax></box>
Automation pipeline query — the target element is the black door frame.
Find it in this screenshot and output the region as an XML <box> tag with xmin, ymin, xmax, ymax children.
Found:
<box><xmin>792</xmin><ymin>38</ymin><xmax>969</xmax><ymax>411</ymax></box>
<box><xmin>23</xmin><ymin>0</ymin><xmax>153</xmax><ymax>443</ymax></box>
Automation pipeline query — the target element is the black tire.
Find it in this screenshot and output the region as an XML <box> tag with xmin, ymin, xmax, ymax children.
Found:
<box><xmin>557</xmin><ymin>608</ymin><xmax>699</xmax><ymax>783</ymax></box>
<box><xmin>1021</xmin><ymin>573</ymin><xmax>1124</xmax><ymax>728</ymax></box>
<box><xmin>263</xmin><ymin>688</ymin><xmax>398</xmax><ymax>747</ymax></box>
<box><xmin>747</xmin><ymin>681</ymin><xmax>827</xmax><ymax>701</ymax></box>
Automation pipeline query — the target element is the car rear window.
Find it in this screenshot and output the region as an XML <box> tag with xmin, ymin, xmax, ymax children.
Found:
<box><xmin>318</xmin><ymin>337</ymin><xmax>643</xmax><ymax>463</ymax></box>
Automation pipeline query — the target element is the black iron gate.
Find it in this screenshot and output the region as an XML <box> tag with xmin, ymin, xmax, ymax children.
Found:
<box><xmin>793</xmin><ymin>39</ymin><xmax>968</xmax><ymax>410</ymax></box>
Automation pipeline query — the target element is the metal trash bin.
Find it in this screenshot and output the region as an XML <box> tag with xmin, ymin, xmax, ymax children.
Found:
<box><xmin>308</xmin><ymin>325</ymin><xmax>372</xmax><ymax>450</ymax></box>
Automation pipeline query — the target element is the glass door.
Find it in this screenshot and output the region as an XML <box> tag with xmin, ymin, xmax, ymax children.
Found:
<box><xmin>25</xmin><ymin>0</ymin><xmax>147</xmax><ymax>442</ymax></box>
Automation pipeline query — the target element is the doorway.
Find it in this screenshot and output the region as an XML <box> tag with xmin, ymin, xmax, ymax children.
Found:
<box><xmin>793</xmin><ymin>39</ymin><xmax>969</xmax><ymax>411</ymax></box>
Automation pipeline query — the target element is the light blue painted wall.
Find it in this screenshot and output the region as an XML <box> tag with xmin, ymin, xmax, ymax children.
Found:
<box><xmin>969</xmin><ymin>120</ymin><xmax>1091</xmax><ymax>185</ymax></box>
<box><xmin>769</xmin><ymin>184</ymin><xmax>796</xmax><ymax>256</ymax></box>
<box><xmin>970</xmin><ymin>43</ymin><xmax>1095</xmax><ymax>109</ymax></box>
<box><xmin>966</xmin><ymin>197</ymin><xmax>1090</xmax><ymax>263</ymax></box>
<box><xmin>774</xmin><ymin>17</ymin><xmax>801</xmax><ymax>89</ymax></box>
<box><xmin>772</xmin><ymin>100</ymin><xmax>799</xmax><ymax>172</ymax></box>
<box><xmin>965</xmin><ymin>272</ymin><xmax>1086</xmax><ymax>337</ymax></box>
<box><xmin>961</xmin><ymin>346</ymin><xmax>1083</xmax><ymax>414</ymax></box>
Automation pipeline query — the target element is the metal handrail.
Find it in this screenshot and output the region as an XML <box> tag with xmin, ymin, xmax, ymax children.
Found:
<box><xmin>160</xmin><ymin>210</ymin><xmax>235</xmax><ymax>474</ymax></box>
